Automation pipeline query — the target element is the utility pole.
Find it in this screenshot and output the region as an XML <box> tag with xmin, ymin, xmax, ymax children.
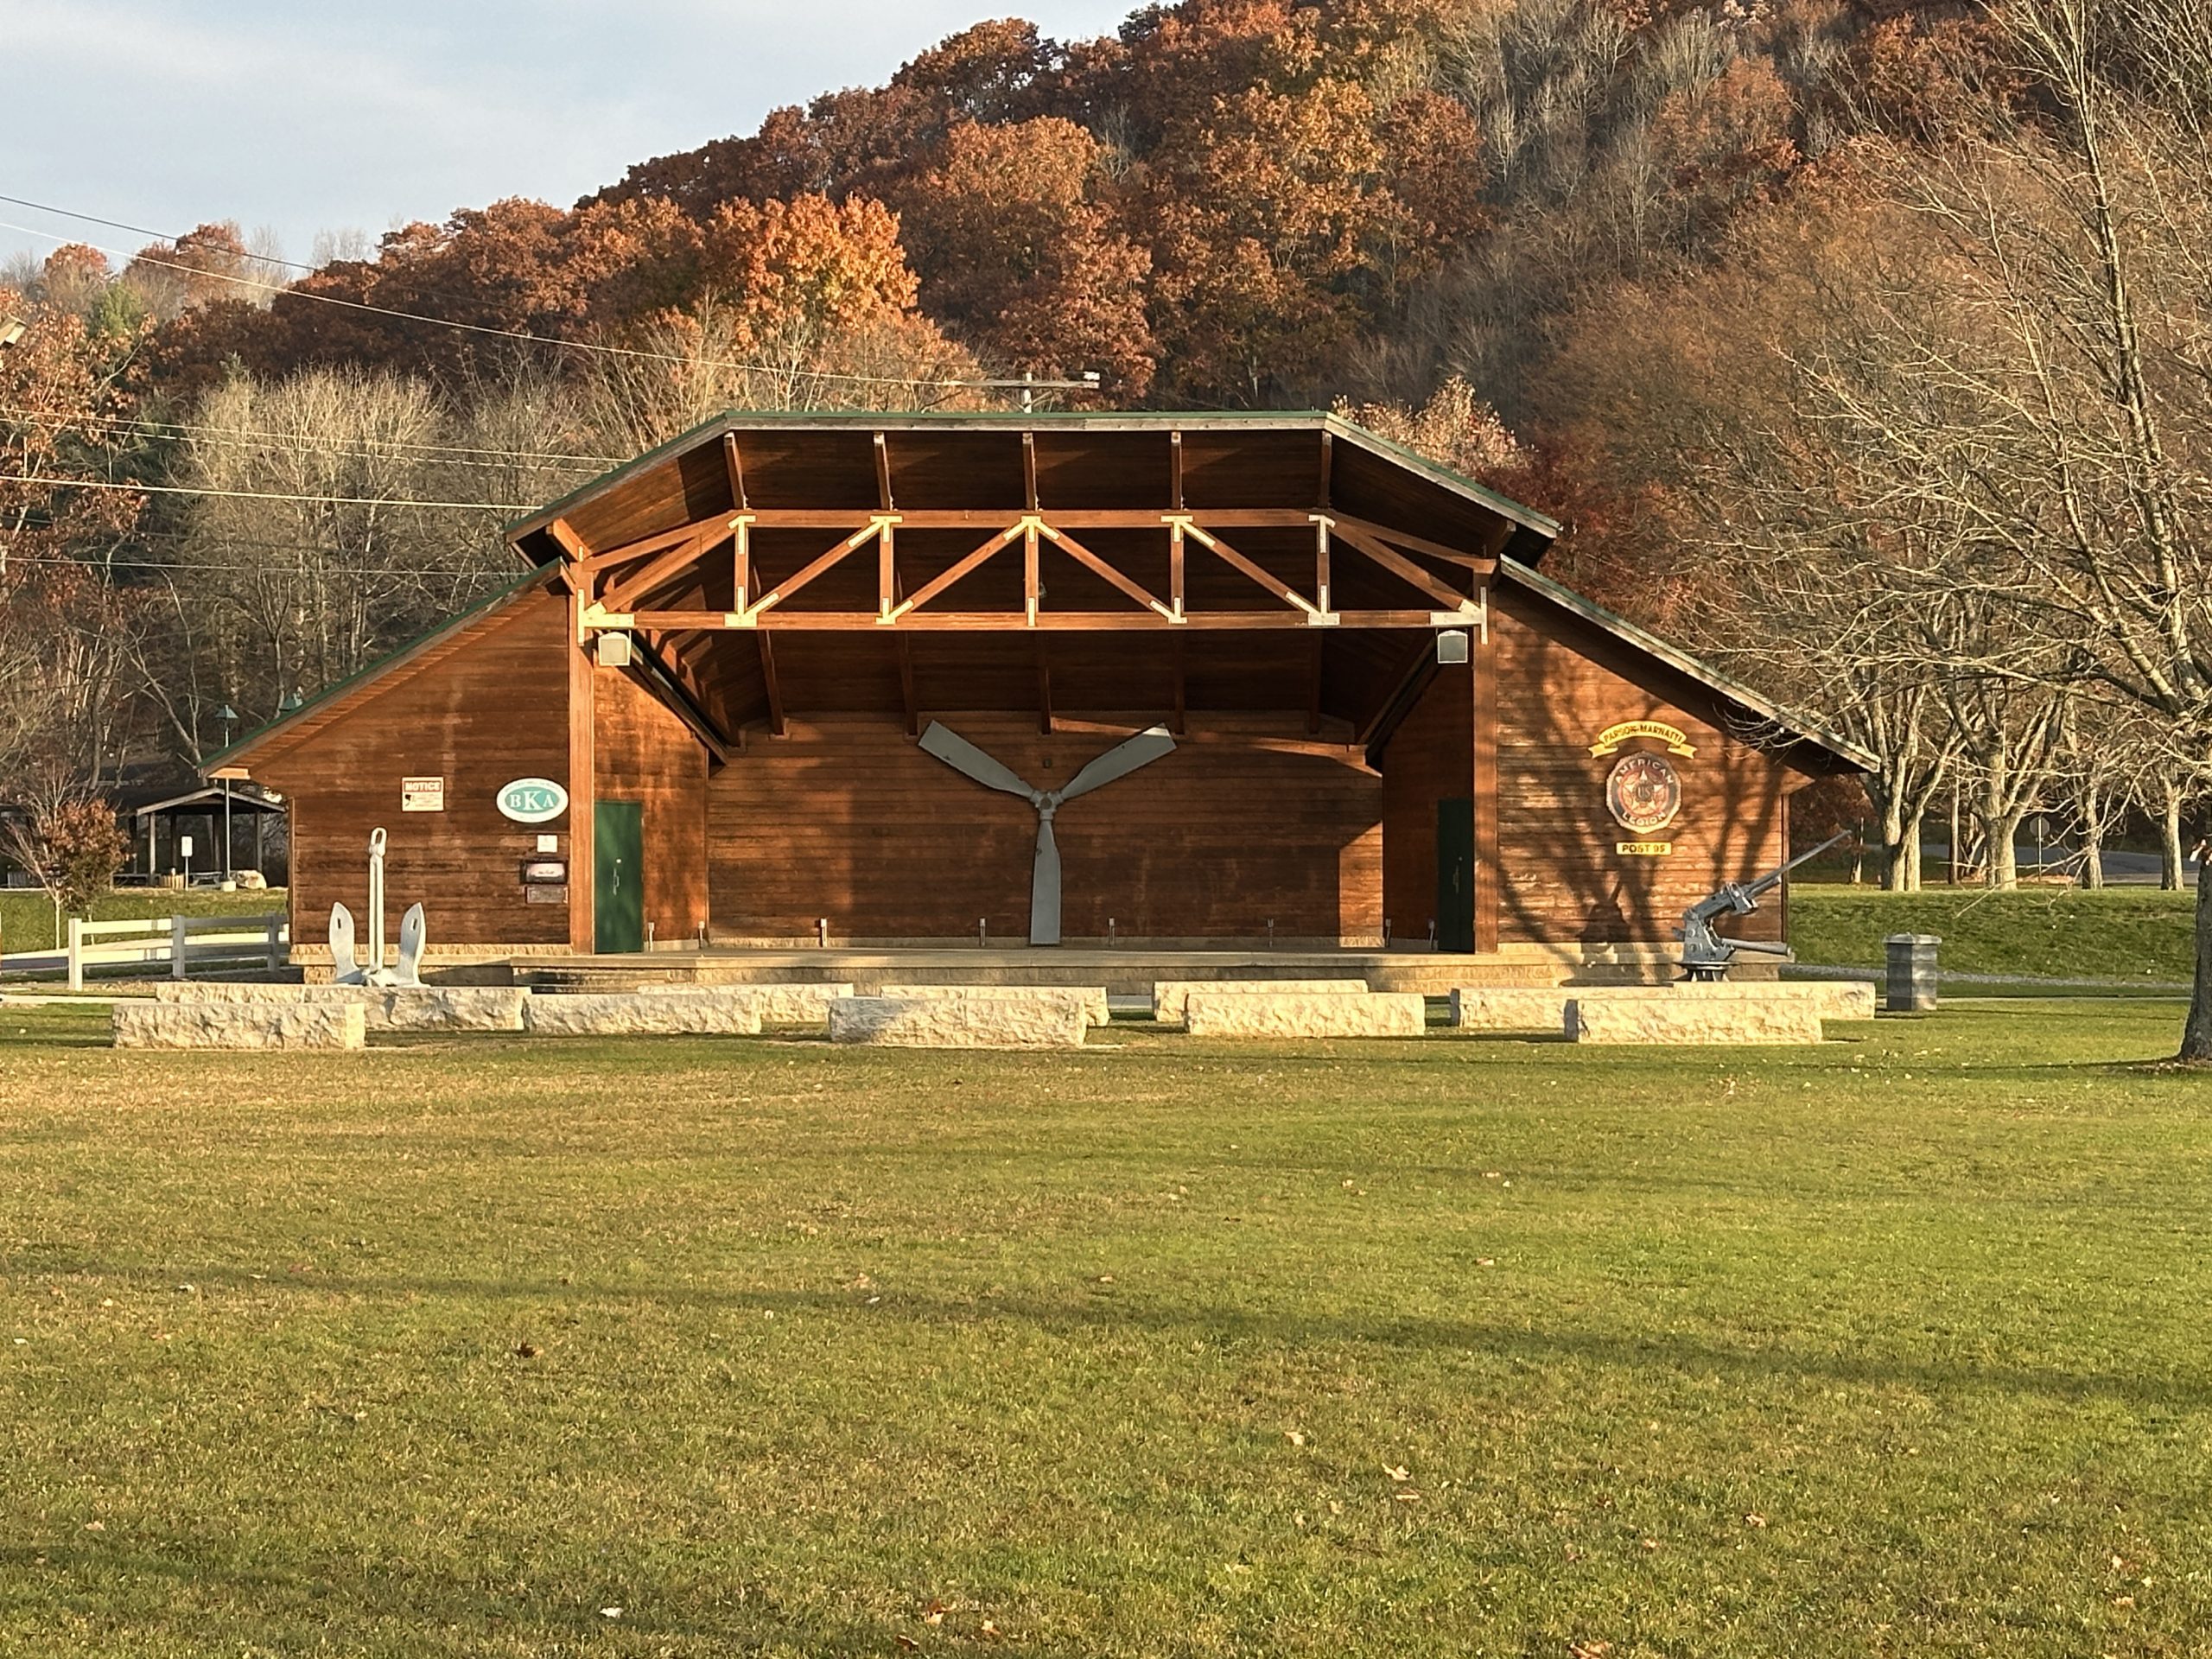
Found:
<box><xmin>0</xmin><ymin>316</ymin><xmax>22</xmax><ymax>582</ymax></box>
<box><xmin>978</xmin><ymin>370</ymin><xmax>1103</xmax><ymax>413</ymax></box>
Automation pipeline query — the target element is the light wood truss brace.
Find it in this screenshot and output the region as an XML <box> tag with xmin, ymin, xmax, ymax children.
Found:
<box><xmin>563</xmin><ymin>508</ymin><xmax>1491</xmax><ymax>635</ymax></box>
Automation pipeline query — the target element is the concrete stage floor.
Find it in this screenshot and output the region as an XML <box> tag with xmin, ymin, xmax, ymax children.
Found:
<box><xmin>510</xmin><ymin>946</ymin><xmax>1592</xmax><ymax>997</ymax></box>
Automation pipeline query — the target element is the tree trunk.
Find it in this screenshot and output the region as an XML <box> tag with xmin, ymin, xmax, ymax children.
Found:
<box><xmin>1985</xmin><ymin>811</ymin><xmax>2023</xmax><ymax>889</ymax></box>
<box><xmin>1903</xmin><ymin>817</ymin><xmax>1924</xmax><ymax>891</ymax></box>
<box><xmin>1878</xmin><ymin>796</ymin><xmax>1908</xmax><ymax>889</ymax></box>
<box><xmin>2080</xmin><ymin>830</ymin><xmax>2106</xmax><ymax>889</ymax></box>
<box><xmin>2183</xmin><ymin>857</ymin><xmax>2212</xmax><ymax>1063</ymax></box>
<box><xmin>2161</xmin><ymin>792</ymin><xmax>2186</xmax><ymax>891</ymax></box>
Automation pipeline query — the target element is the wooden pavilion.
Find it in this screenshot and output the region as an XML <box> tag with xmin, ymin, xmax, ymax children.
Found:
<box><xmin>204</xmin><ymin>412</ymin><xmax>1867</xmax><ymax>985</ymax></box>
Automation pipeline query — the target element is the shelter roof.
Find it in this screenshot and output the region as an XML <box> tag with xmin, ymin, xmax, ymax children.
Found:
<box><xmin>502</xmin><ymin>410</ymin><xmax>1560</xmax><ymax>570</ymax></box>
<box><xmin>198</xmin><ymin>412</ymin><xmax>1866</xmax><ymax>782</ymax></box>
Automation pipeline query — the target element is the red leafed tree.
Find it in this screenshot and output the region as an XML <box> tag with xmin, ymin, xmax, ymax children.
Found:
<box><xmin>895</xmin><ymin>117</ymin><xmax>1154</xmax><ymax>397</ymax></box>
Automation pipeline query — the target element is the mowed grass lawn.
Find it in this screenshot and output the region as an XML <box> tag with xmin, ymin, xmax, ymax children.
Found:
<box><xmin>1789</xmin><ymin>886</ymin><xmax>2197</xmax><ymax>982</ymax></box>
<box><xmin>3</xmin><ymin>1002</ymin><xmax>2209</xmax><ymax>1656</ymax></box>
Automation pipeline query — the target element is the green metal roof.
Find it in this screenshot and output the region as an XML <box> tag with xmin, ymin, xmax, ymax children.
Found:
<box><xmin>503</xmin><ymin>408</ymin><xmax>1562</xmax><ymax>550</ymax></box>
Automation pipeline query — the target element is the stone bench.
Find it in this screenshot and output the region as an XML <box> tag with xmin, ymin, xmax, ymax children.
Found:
<box><xmin>639</xmin><ymin>982</ymin><xmax>855</xmax><ymax>1027</ymax></box>
<box><xmin>829</xmin><ymin>995</ymin><xmax>1089</xmax><ymax>1050</ymax></box>
<box><xmin>520</xmin><ymin>990</ymin><xmax>762</xmax><ymax>1038</ymax></box>
<box><xmin>115</xmin><ymin>1000</ymin><xmax>366</xmax><ymax>1051</ymax></box>
<box><xmin>1184</xmin><ymin>990</ymin><xmax>1426</xmax><ymax>1039</ymax></box>
<box><xmin>1448</xmin><ymin>987</ymin><xmax>1578</xmax><ymax>1034</ymax></box>
<box><xmin>1151</xmin><ymin>978</ymin><xmax>1369</xmax><ymax>1026</ymax></box>
<box><xmin>154</xmin><ymin>982</ymin><xmax>530</xmax><ymax>1033</ymax></box>
<box><xmin>1450</xmin><ymin>981</ymin><xmax>1876</xmax><ymax>1035</ymax></box>
<box><xmin>1567</xmin><ymin>995</ymin><xmax>1826</xmax><ymax>1046</ymax></box>
<box><xmin>877</xmin><ymin>983</ymin><xmax>1110</xmax><ymax>1028</ymax></box>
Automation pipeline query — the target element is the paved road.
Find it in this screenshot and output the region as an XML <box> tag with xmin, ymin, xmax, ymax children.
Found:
<box><xmin>1917</xmin><ymin>843</ymin><xmax>2198</xmax><ymax>886</ymax></box>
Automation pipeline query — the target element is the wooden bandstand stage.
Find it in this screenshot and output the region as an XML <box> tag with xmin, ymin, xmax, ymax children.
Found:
<box><xmin>204</xmin><ymin>412</ymin><xmax>1869</xmax><ymax>984</ymax></box>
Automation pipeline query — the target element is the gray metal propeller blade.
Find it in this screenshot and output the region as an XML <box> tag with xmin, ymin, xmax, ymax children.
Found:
<box><xmin>919</xmin><ymin>721</ymin><xmax>1041</xmax><ymax>802</ymax></box>
<box><xmin>1030</xmin><ymin>810</ymin><xmax>1063</xmax><ymax>946</ymax></box>
<box><xmin>1058</xmin><ymin>726</ymin><xmax>1177</xmax><ymax>802</ymax></box>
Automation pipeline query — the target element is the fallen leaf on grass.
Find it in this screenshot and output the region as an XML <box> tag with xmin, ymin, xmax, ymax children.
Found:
<box><xmin>1383</xmin><ymin>1465</ymin><xmax>1410</xmax><ymax>1482</ymax></box>
<box><xmin>1285</xmin><ymin>1430</ymin><xmax>1306</xmax><ymax>1446</ymax></box>
<box><xmin>924</xmin><ymin>1602</ymin><xmax>946</xmax><ymax>1626</ymax></box>
<box><xmin>1570</xmin><ymin>1643</ymin><xmax>1612</xmax><ymax>1659</ymax></box>
<box><xmin>979</xmin><ymin>1619</ymin><xmax>1002</xmax><ymax>1641</ymax></box>
<box><xmin>1744</xmin><ymin>1513</ymin><xmax>1767</xmax><ymax>1528</ymax></box>
<box><xmin>600</xmin><ymin>1606</ymin><xmax>622</xmax><ymax>1618</ymax></box>
<box><xmin>895</xmin><ymin>1637</ymin><xmax>920</xmax><ymax>1650</ymax></box>
<box><xmin>513</xmin><ymin>1342</ymin><xmax>537</xmax><ymax>1359</ymax></box>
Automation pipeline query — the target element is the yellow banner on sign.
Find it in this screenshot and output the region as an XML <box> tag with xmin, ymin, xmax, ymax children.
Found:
<box><xmin>1590</xmin><ymin>720</ymin><xmax>1695</xmax><ymax>758</ymax></box>
<box><xmin>1617</xmin><ymin>841</ymin><xmax>1674</xmax><ymax>857</ymax></box>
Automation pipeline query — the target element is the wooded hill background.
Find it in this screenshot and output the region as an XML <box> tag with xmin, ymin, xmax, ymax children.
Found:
<box><xmin>5</xmin><ymin>0</ymin><xmax>2209</xmax><ymax>914</ymax></box>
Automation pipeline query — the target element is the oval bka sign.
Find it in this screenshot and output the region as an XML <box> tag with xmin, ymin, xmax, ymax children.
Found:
<box><xmin>496</xmin><ymin>778</ymin><xmax>569</xmax><ymax>823</ymax></box>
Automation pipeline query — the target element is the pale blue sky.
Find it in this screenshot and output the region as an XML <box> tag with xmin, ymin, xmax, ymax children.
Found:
<box><xmin>2</xmin><ymin>0</ymin><xmax>1138</xmax><ymax>275</ymax></box>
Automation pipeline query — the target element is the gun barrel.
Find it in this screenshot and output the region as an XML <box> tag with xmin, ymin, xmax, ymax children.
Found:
<box><xmin>1744</xmin><ymin>831</ymin><xmax>1850</xmax><ymax>897</ymax></box>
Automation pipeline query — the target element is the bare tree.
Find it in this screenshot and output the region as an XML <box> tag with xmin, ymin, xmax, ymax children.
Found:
<box><xmin>1712</xmin><ymin>0</ymin><xmax>2212</xmax><ymax>1052</ymax></box>
<box><xmin>167</xmin><ymin>367</ymin><xmax>531</xmax><ymax>728</ymax></box>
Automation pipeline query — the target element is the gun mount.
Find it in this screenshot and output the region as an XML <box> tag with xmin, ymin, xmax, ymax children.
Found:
<box><xmin>1675</xmin><ymin>833</ymin><xmax>1847</xmax><ymax>982</ymax></box>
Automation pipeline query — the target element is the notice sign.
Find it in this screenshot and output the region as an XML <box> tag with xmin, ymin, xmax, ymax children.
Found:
<box><xmin>1617</xmin><ymin>841</ymin><xmax>1674</xmax><ymax>857</ymax></box>
<box><xmin>402</xmin><ymin>776</ymin><xmax>446</xmax><ymax>812</ymax></box>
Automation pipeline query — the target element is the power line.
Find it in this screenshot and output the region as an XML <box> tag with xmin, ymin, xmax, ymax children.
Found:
<box><xmin>2</xmin><ymin>405</ymin><xmax>620</xmax><ymax>473</ymax></box>
<box><xmin>8</xmin><ymin>474</ymin><xmax>533</xmax><ymax>510</ymax></box>
<box><xmin>0</xmin><ymin>193</ymin><xmax>342</xmax><ymax>281</ymax></box>
<box><xmin>0</xmin><ymin>212</ymin><xmax>999</xmax><ymax>396</ymax></box>
<box><xmin>4</xmin><ymin>550</ymin><xmax>539</xmax><ymax>577</ymax></box>
<box><xmin>2</xmin><ymin>402</ymin><xmax>630</xmax><ymax>464</ymax></box>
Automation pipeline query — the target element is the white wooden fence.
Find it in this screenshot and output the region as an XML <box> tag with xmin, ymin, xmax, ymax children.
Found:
<box><xmin>54</xmin><ymin>913</ymin><xmax>289</xmax><ymax>990</ymax></box>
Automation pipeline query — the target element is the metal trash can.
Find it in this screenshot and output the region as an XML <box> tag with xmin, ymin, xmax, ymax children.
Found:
<box><xmin>1884</xmin><ymin>933</ymin><xmax>1941</xmax><ymax>1013</ymax></box>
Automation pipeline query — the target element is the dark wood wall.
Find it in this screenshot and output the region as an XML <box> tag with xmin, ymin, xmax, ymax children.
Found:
<box><xmin>1379</xmin><ymin>667</ymin><xmax>1474</xmax><ymax>947</ymax></box>
<box><xmin>706</xmin><ymin>715</ymin><xmax>1382</xmax><ymax>944</ymax></box>
<box><xmin>244</xmin><ymin>578</ymin><xmax>1819</xmax><ymax>959</ymax></box>
<box><xmin>255</xmin><ymin>593</ymin><xmax>574</xmax><ymax>950</ymax></box>
<box><xmin>1491</xmin><ymin>594</ymin><xmax>1796</xmax><ymax>947</ymax></box>
<box><xmin>594</xmin><ymin>664</ymin><xmax>710</xmax><ymax>944</ymax></box>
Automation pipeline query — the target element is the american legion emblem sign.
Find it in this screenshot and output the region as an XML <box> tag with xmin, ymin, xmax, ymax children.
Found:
<box><xmin>1590</xmin><ymin>721</ymin><xmax>1691</xmax><ymax>853</ymax></box>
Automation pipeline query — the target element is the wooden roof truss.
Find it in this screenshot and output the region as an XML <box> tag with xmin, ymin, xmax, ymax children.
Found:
<box><xmin>552</xmin><ymin>505</ymin><xmax>1491</xmax><ymax>638</ymax></box>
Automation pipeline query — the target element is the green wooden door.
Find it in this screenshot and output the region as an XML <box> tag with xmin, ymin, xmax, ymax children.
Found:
<box><xmin>594</xmin><ymin>800</ymin><xmax>645</xmax><ymax>954</ymax></box>
<box><xmin>1436</xmin><ymin>797</ymin><xmax>1475</xmax><ymax>954</ymax></box>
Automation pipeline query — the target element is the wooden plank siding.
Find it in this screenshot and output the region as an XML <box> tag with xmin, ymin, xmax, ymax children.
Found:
<box><xmin>253</xmin><ymin>592</ymin><xmax>575</xmax><ymax>950</ymax></box>
<box><xmin>594</xmin><ymin>664</ymin><xmax>710</xmax><ymax>945</ymax></box>
<box><xmin>705</xmin><ymin>715</ymin><xmax>1382</xmax><ymax>944</ymax></box>
<box><xmin>1490</xmin><ymin>593</ymin><xmax>1800</xmax><ymax>948</ymax></box>
<box><xmin>226</xmin><ymin>418</ymin><xmax>1860</xmax><ymax>963</ymax></box>
<box><xmin>1379</xmin><ymin>665</ymin><xmax>1475</xmax><ymax>949</ymax></box>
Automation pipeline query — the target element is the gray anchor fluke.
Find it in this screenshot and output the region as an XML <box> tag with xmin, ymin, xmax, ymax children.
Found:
<box><xmin>395</xmin><ymin>902</ymin><xmax>427</xmax><ymax>988</ymax></box>
<box><xmin>329</xmin><ymin>903</ymin><xmax>361</xmax><ymax>985</ymax></box>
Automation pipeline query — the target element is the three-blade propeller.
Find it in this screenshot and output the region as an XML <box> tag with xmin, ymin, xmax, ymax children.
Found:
<box><xmin>918</xmin><ymin>721</ymin><xmax>1177</xmax><ymax>945</ymax></box>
